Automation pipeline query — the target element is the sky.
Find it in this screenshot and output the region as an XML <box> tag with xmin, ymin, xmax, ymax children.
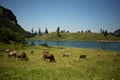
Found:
<box><xmin>0</xmin><ymin>0</ymin><xmax>120</xmax><ymax>33</ymax></box>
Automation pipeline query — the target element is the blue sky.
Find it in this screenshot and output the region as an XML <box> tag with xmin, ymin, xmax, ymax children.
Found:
<box><xmin>0</xmin><ymin>0</ymin><xmax>120</xmax><ymax>32</ymax></box>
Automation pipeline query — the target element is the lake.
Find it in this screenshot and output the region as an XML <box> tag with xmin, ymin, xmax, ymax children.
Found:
<box><xmin>27</xmin><ymin>40</ymin><xmax>120</xmax><ymax>51</ymax></box>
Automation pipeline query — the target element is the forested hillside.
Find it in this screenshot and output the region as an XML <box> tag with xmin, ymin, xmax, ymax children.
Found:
<box><xmin>0</xmin><ymin>6</ymin><xmax>32</xmax><ymax>43</ymax></box>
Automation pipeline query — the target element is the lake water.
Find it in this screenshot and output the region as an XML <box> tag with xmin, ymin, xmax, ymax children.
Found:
<box><xmin>27</xmin><ymin>40</ymin><xmax>120</xmax><ymax>51</ymax></box>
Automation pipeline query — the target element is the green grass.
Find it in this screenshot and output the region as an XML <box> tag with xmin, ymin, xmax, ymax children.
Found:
<box><xmin>0</xmin><ymin>42</ymin><xmax>120</xmax><ymax>80</ymax></box>
<box><xmin>30</xmin><ymin>32</ymin><xmax>120</xmax><ymax>41</ymax></box>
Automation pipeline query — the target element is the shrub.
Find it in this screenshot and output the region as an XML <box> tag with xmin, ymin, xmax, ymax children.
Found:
<box><xmin>40</xmin><ymin>43</ymin><xmax>49</xmax><ymax>47</ymax></box>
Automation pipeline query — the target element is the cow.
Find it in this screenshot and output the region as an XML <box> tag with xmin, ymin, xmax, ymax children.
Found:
<box><xmin>42</xmin><ymin>51</ymin><xmax>56</xmax><ymax>62</ymax></box>
<box><xmin>63</xmin><ymin>53</ymin><xmax>69</xmax><ymax>57</ymax></box>
<box><xmin>116</xmin><ymin>53</ymin><xmax>120</xmax><ymax>56</ymax></box>
<box><xmin>61</xmin><ymin>50</ymin><xmax>69</xmax><ymax>57</ymax></box>
<box><xmin>79</xmin><ymin>55</ymin><xmax>86</xmax><ymax>59</ymax></box>
<box><xmin>5</xmin><ymin>49</ymin><xmax>16</xmax><ymax>57</ymax></box>
<box><xmin>14</xmin><ymin>52</ymin><xmax>29</xmax><ymax>61</ymax></box>
<box><xmin>31</xmin><ymin>50</ymin><xmax>33</xmax><ymax>54</ymax></box>
<box><xmin>8</xmin><ymin>51</ymin><xmax>16</xmax><ymax>57</ymax></box>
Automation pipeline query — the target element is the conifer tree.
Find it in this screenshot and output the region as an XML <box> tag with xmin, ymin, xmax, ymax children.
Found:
<box><xmin>104</xmin><ymin>30</ymin><xmax>108</xmax><ymax>37</ymax></box>
<box><xmin>100</xmin><ymin>28</ymin><xmax>103</xmax><ymax>33</ymax></box>
<box><xmin>57</xmin><ymin>27</ymin><xmax>60</xmax><ymax>37</ymax></box>
<box><xmin>38</xmin><ymin>28</ymin><xmax>42</xmax><ymax>36</ymax></box>
<box><xmin>45</xmin><ymin>28</ymin><xmax>48</xmax><ymax>34</ymax></box>
<box><xmin>34</xmin><ymin>30</ymin><xmax>37</xmax><ymax>35</ymax></box>
<box><xmin>31</xmin><ymin>28</ymin><xmax>34</xmax><ymax>33</ymax></box>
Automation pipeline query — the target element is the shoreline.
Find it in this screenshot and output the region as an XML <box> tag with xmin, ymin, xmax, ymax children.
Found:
<box><xmin>27</xmin><ymin>38</ymin><xmax>120</xmax><ymax>42</ymax></box>
<box><xmin>26</xmin><ymin>39</ymin><xmax>120</xmax><ymax>51</ymax></box>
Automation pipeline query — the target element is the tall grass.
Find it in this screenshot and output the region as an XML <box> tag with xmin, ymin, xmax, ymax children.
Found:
<box><xmin>0</xmin><ymin>43</ymin><xmax>120</xmax><ymax>80</ymax></box>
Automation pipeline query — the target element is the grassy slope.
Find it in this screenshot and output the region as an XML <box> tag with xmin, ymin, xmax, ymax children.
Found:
<box><xmin>0</xmin><ymin>42</ymin><xmax>120</xmax><ymax>80</ymax></box>
<box><xmin>32</xmin><ymin>32</ymin><xmax>120</xmax><ymax>41</ymax></box>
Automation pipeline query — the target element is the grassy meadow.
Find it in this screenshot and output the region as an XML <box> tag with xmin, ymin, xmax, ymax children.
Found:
<box><xmin>0</xmin><ymin>42</ymin><xmax>120</xmax><ymax>80</ymax></box>
<box><xmin>32</xmin><ymin>32</ymin><xmax>120</xmax><ymax>41</ymax></box>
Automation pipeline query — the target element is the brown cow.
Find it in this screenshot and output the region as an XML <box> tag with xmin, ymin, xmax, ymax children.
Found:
<box><xmin>31</xmin><ymin>50</ymin><xmax>33</xmax><ymax>54</ymax></box>
<box><xmin>14</xmin><ymin>52</ymin><xmax>29</xmax><ymax>61</ymax></box>
<box><xmin>42</xmin><ymin>51</ymin><xmax>56</xmax><ymax>62</ymax></box>
<box><xmin>116</xmin><ymin>53</ymin><xmax>120</xmax><ymax>56</ymax></box>
<box><xmin>79</xmin><ymin>55</ymin><xmax>86</xmax><ymax>59</ymax></box>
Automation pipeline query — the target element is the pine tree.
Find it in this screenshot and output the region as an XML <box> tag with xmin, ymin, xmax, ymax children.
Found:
<box><xmin>88</xmin><ymin>29</ymin><xmax>91</xmax><ymax>33</ymax></box>
<box><xmin>45</xmin><ymin>28</ymin><xmax>48</xmax><ymax>34</ymax></box>
<box><xmin>81</xmin><ymin>30</ymin><xmax>83</xmax><ymax>33</ymax></box>
<box><xmin>34</xmin><ymin>30</ymin><xmax>37</xmax><ymax>35</ymax></box>
<box><xmin>57</xmin><ymin>27</ymin><xmax>60</xmax><ymax>37</ymax></box>
<box><xmin>104</xmin><ymin>30</ymin><xmax>108</xmax><ymax>37</ymax></box>
<box><xmin>100</xmin><ymin>28</ymin><xmax>103</xmax><ymax>33</ymax></box>
<box><xmin>31</xmin><ymin>28</ymin><xmax>34</xmax><ymax>33</ymax></box>
<box><xmin>102</xmin><ymin>30</ymin><xmax>105</xmax><ymax>34</ymax></box>
<box><xmin>38</xmin><ymin>28</ymin><xmax>42</xmax><ymax>36</ymax></box>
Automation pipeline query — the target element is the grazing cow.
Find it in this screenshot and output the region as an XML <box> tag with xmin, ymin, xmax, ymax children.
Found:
<box><xmin>42</xmin><ymin>51</ymin><xmax>56</xmax><ymax>62</ymax></box>
<box><xmin>61</xmin><ymin>50</ymin><xmax>69</xmax><ymax>57</ymax></box>
<box><xmin>31</xmin><ymin>50</ymin><xmax>33</xmax><ymax>54</ymax></box>
<box><xmin>14</xmin><ymin>52</ymin><xmax>29</xmax><ymax>61</ymax></box>
<box><xmin>8</xmin><ymin>51</ymin><xmax>16</xmax><ymax>57</ymax></box>
<box><xmin>5</xmin><ymin>49</ymin><xmax>16</xmax><ymax>57</ymax></box>
<box><xmin>97</xmin><ymin>54</ymin><xmax>100</xmax><ymax>57</ymax></box>
<box><xmin>79</xmin><ymin>55</ymin><xmax>86</xmax><ymax>59</ymax></box>
<box><xmin>63</xmin><ymin>53</ymin><xmax>69</xmax><ymax>57</ymax></box>
<box><xmin>116</xmin><ymin>53</ymin><xmax>120</xmax><ymax>56</ymax></box>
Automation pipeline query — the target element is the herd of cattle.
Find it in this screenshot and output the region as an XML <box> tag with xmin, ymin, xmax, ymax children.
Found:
<box><xmin>5</xmin><ymin>49</ymin><xmax>120</xmax><ymax>62</ymax></box>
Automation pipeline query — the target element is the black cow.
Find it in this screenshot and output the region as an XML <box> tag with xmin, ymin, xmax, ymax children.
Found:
<box><xmin>79</xmin><ymin>55</ymin><xmax>86</xmax><ymax>59</ymax></box>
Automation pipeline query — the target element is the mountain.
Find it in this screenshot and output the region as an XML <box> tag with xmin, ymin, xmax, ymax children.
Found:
<box><xmin>0</xmin><ymin>6</ymin><xmax>32</xmax><ymax>43</ymax></box>
<box><xmin>114</xmin><ymin>29</ymin><xmax>120</xmax><ymax>37</ymax></box>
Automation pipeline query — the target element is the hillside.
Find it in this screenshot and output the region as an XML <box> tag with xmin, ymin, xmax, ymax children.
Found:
<box><xmin>114</xmin><ymin>29</ymin><xmax>120</xmax><ymax>37</ymax></box>
<box><xmin>33</xmin><ymin>32</ymin><xmax>120</xmax><ymax>41</ymax></box>
<box><xmin>0</xmin><ymin>6</ymin><xmax>32</xmax><ymax>43</ymax></box>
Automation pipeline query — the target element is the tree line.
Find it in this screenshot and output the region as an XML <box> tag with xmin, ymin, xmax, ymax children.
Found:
<box><xmin>31</xmin><ymin>27</ymin><xmax>110</xmax><ymax>37</ymax></box>
<box><xmin>31</xmin><ymin>28</ymin><xmax>48</xmax><ymax>36</ymax></box>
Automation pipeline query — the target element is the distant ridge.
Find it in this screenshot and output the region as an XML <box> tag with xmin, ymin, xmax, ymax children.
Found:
<box><xmin>114</xmin><ymin>29</ymin><xmax>120</xmax><ymax>37</ymax></box>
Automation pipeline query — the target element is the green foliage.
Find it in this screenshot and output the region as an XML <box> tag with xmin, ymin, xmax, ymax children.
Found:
<box><xmin>0</xmin><ymin>27</ymin><xmax>25</xmax><ymax>43</ymax></box>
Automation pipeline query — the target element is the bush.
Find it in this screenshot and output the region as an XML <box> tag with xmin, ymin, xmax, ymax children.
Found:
<box><xmin>40</xmin><ymin>43</ymin><xmax>49</xmax><ymax>47</ymax></box>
